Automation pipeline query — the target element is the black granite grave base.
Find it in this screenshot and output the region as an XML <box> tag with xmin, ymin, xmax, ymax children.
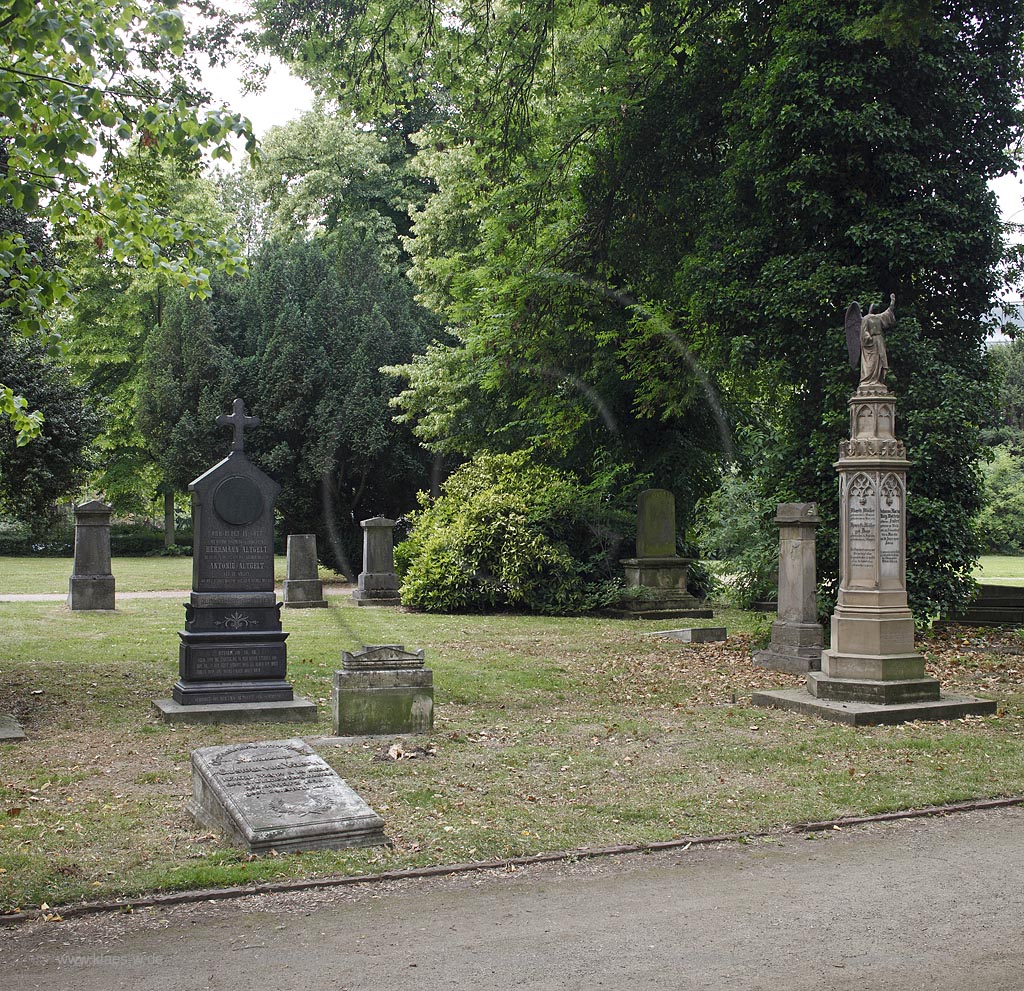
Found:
<box><xmin>172</xmin><ymin>677</ymin><xmax>294</xmax><ymax>705</ymax></box>
<box><xmin>751</xmin><ymin>688</ymin><xmax>997</xmax><ymax>726</ymax></box>
<box><xmin>152</xmin><ymin>697</ymin><xmax>317</xmax><ymax>724</ymax></box>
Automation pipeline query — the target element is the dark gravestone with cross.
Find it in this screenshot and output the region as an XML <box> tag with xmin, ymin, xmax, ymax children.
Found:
<box><xmin>153</xmin><ymin>399</ymin><xmax>315</xmax><ymax>723</ymax></box>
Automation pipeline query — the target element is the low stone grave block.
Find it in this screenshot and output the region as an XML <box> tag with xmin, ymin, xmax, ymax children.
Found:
<box><xmin>190</xmin><ymin>738</ymin><xmax>388</xmax><ymax>853</ymax></box>
<box><xmin>333</xmin><ymin>645</ymin><xmax>433</xmax><ymax>736</ymax></box>
<box><xmin>651</xmin><ymin>627</ymin><xmax>727</xmax><ymax>643</ymax></box>
<box><xmin>0</xmin><ymin>713</ymin><xmax>26</xmax><ymax>742</ymax></box>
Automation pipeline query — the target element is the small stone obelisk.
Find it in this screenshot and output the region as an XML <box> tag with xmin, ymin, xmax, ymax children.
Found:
<box><xmin>753</xmin><ymin>503</ymin><xmax>822</xmax><ymax>673</ymax></box>
<box><xmin>67</xmin><ymin>500</ymin><xmax>115</xmax><ymax>610</ymax></box>
<box><xmin>283</xmin><ymin>534</ymin><xmax>327</xmax><ymax>608</ymax></box>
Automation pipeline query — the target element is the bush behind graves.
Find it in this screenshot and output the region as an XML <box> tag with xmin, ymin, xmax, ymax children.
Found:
<box><xmin>396</xmin><ymin>452</ymin><xmax>640</xmax><ymax>614</ymax></box>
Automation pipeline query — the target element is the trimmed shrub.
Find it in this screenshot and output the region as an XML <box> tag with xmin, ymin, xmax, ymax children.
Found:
<box><xmin>396</xmin><ymin>452</ymin><xmax>637</xmax><ymax>614</ymax></box>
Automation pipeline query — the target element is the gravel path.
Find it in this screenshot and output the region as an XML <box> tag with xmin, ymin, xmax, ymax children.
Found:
<box><xmin>3</xmin><ymin>805</ymin><xmax>1023</xmax><ymax>990</ymax></box>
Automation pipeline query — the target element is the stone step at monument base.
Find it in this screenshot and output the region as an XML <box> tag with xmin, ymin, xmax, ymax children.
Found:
<box><xmin>0</xmin><ymin>713</ymin><xmax>26</xmax><ymax>742</ymax></box>
<box><xmin>172</xmin><ymin>678</ymin><xmax>295</xmax><ymax>705</ymax></box>
<box><xmin>282</xmin><ymin>578</ymin><xmax>328</xmax><ymax>608</ymax></box>
<box><xmin>808</xmin><ymin>671</ymin><xmax>941</xmax><ymax>705</ymax></box>
<box><xmin>752</xmin><ymin>646</ymin><xmax>823</xmax><ymax>674</ymax></box>
<box><xmin>751</xmin><ymin>688</ymin><xmax>997</xmax><ymax>727</ymax></box>
<box><xmin>152</xmin><ymin>696</ymin><xmax>318</xmax><ymax>725</ymax></box>
<box><xmin>352</xmin><ymin>593</ymin><xmax>403</xmax><ymax>607</ymax></box>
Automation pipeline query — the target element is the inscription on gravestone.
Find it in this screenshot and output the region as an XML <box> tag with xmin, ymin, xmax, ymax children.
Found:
<box><xmin>847</xmin><ymin>475</ymin><xmax>877</xmax><ymax>585</ymax></box>
<box><xmin>190</xmin><ymin>739</ymin><xmax>388</xmax><ymax>853</ymax></box>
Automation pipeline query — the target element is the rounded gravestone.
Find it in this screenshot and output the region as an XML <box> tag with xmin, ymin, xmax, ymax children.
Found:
<box><xmin>213</xmin><ymin>475</ymin><xmax>264</xmax><ymax>526</ymax></box>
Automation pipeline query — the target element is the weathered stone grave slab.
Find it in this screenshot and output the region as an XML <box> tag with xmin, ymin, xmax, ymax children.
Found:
<box><xmin>333</xmin><ymin>645</ymin><xmax>433</xmax><ymax>736</ymax></box>
<box><xmin>0</xmin><ymin>713</ymin><xmax>26</xmax><ymax>742</ymax></box>
<box><xmin>650</xmin><ymin>627</ymin><xmax>727</xmax><ymax>643</ymax></box>
<box><xmin>190</xmin><ymin>738</ymin><xmax>388</xmax><ymax>853</ymax></box>
<box><xmin>283</xmin><ymin>533</ymin><xmax>327</xmax><ymax>608</ymax></box>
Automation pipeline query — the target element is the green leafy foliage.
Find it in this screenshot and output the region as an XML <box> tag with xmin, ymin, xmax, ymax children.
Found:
<box><xmin>0</xmin><ymin>332</ymin><xmax>98</xmax><ymax>529</ymax></box>
<box><xmin>983</xmin><ymin>337</ymin><xmax>1024</xmax><ymax>450</ymax></box>
<box><xmin>694</xmin><ymin>465</ymin><xmax>778</xmax><ymax>610</ymax></box>
<box><xmin>137</xmin><ymin>235</ymin><xmax>439</xmax><ymax>574</ymax></box>
<box><xmin>396</xmin><ymin>452</ymin><xmax>641</xmax><ymax>614</ymax></box>
<box><xmin>1</xmin><ymin>0</ymin><xmax>256</xmax><ymax>439</ymax></box>
<box><xmin>976</xmin><ymin>445</ymin><xmax>1024</xmax><ymax>554</ymax></box>
<box><xmin>259</xmin><ymin>0</ymin><xmax>1024</xmax><ymax>619</ymax></box>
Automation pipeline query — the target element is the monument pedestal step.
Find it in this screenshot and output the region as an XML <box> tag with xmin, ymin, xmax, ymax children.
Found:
<box><xmin>751</xmin><ymin>688</ymin><xmax>997</xmax><ymax>727</ymax></box>
<box><xmin>152</xmin><ymin>696</ymin><xmax>318</xmax><ymax>724</ymax></box>
<box><xmin>808</xmin><ymin>671</ymin><xmax>940</xmax><ymax>705</ymax></box>
<box><xmin>753</xmin><ymin>647</ymin><xmax>822</xmax><ymax>674</ymax></box>
<box><xmin>352</xmin><ymin>594</ymin><xmax>403</xmax><ymax>607</ymax></box>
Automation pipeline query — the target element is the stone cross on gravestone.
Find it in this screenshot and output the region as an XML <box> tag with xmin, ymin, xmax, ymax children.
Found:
<box><xmin>216</xmin><ymin>398</ymin><xmax>259</xmax><ymax>453</ymax></box>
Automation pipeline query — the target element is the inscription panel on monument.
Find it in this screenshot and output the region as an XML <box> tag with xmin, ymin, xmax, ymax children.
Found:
<box><xmin>191</xmin><ymin>739</ymin><xmax>387</xmax><ymax>852</ymax></box>
<box><xmin>180</xmin><ymin>642</ymin><xmax>287</xmax><ymax>681</ymax></box>
<box><xmin>847</xmin><ymin>474</ymin><xmax>877</xmax><ymax>587</ymax></box>
<box><xmin>879</xmin><ymin>474</ymin><xmax>902</xmax><ymax>581</ymax></box>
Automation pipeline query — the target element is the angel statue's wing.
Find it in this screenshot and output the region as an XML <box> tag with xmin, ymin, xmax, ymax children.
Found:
<box><xmin>845</xmin><ymin>302</ymin><xmax>862</xmax><ymax>371</ymax></box>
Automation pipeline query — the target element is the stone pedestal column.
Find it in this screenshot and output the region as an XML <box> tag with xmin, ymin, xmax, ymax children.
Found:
<box><xmin>283</xmin><ymin>534</ymin><xmax>327</xmax><ymax>608</ymax></box>
<box><xmin>67</xmin><ymin>499</ymin><xmax>115</xmax><ymax>610</ymax></box>
<box><xmin>809</xmin><ymin>386</ymin><xmax>936</xmax><ymax>704</ymax></box>
<box><xmin>352</xmin><ymin>517</ymin><xmax>401</xmax><ymax>607</ymax></box>
<box><xmin>753</xmin><ymin>503</ymin><xmax>823</xmax><ymax>673</ymax></box>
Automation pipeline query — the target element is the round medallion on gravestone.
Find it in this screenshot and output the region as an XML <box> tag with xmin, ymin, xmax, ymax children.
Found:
<box><xmin>213</xmin><ymin>475</ymin><xmax>264</xmax><ymax>526</ymax></box>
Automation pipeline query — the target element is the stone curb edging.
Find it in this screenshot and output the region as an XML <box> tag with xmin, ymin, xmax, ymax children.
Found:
<box><xmin>2</xmin><ymin>795</ymin><xmax>1021</xmax><ymax>929</ymax></box>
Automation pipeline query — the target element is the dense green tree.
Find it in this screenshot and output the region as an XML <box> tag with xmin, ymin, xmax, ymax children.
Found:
<box><xmin>984</xmin><ymin>336</ymin><xmax>1024</xmax><ymax>450</ymax></box>
<box><xmin>61</xmin><ymin>163</ymin><xmax>242</xmax><ymax>513</ymax></box>
<box><xmin>1</xmin><ymin>0</ymin><xmax>254</xmax><ymax>441</ymax></box>
<box><xmin>136</xmin><ymin>286</ymin><xmax>240</xmax><ymax>497</ymax></box>
<box><xmin>0</xmin><ymin>332</ymin><xmax>98</xmax><ymax>528</ymax></box>
<box><xmin>259</xmin><ymin>0</ymin><xmax>1024</xmax><ymax>618</ymax></box>
<box><xmin>235</xmin><ymin>236</ymin><xmax>440</xmax><ymax>573</ymax></box>
<box><xmin>137</xmin><ymin>236</ymin><xmax>440</xmax><ymax>572</ymax></box>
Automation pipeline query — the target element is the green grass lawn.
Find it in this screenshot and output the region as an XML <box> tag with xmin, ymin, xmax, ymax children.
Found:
<box><xmin>975</xmin><ymin>556</ymin><xmax>1024</xmax><ymax>585</ymax></box>
<box><xmin>0</xmin><ymin>556</ymin><xmax>349</xmax><ymax>595</ymax></box>
<box><xmin>0</xmin><ymin>579</ymin><xmax>1020</xmax><ymax>914</ymax></box>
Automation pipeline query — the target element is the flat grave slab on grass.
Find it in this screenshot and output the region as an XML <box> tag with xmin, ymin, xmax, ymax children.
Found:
<box><xmin>649</xmin><ymin>627</ymin><xmax>727</xmax><ymax>643</ymax></box>
<box><xmin>0</xmin><ymin>713</ymin><xmax>26</xmax><ymax>742</ymax></box>
<box><xmin>190</xmin><ymin>738</ymin><xmax>388</xmax><ymax>854</ymax></box>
